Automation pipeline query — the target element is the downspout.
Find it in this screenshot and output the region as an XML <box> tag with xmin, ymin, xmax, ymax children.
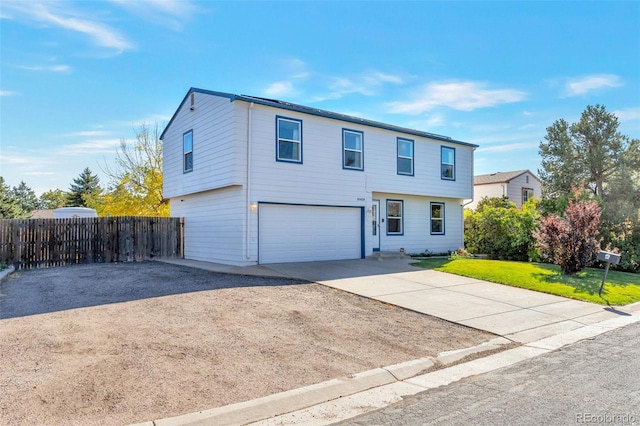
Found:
<box><xmin>245</xmin><ymin>102</ymin><xmax>254</xmax><ymax>260</ymax></box>
<box><xmin>460</xmin><ymin>147</ymin><xmax>477</xmax><ymax>249</ymax></box>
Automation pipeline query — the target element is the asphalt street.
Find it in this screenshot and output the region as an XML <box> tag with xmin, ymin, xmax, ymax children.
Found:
<box><xmin>337</xmin><ymin>323</ymin><xmax>640</xmax><ymax>426</ymax></box>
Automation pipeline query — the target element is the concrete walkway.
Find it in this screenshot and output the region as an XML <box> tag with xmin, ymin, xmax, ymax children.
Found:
<box><xmin>162</xmin><ymin>257</ymin><xmax>639</xmax><ymax>344</ymax></box>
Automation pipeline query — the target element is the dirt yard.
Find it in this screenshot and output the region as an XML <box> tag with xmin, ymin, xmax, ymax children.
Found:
<box><xmin>1</xmin><ymin>261</ymin><xmax>495</xmax><ymax>425</ymax></box>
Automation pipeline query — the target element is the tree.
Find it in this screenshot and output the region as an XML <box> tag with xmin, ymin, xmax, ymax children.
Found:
<box><xmin>91</xmin><ymin>122</ymin><xmax>168</xmax><ymax>216</ymax></box>
<box><xmin>12</xmin><ymin>181</ymin><xmax>40</xmax><ymax>213</ymax></box>
<box><xmin>39</xmin><ymin>189</ymin><xmax>68</xmax><ymax>209</ymax></box>
<box><xmin>0</xmin><ymin>177</ymin><xmax>27</xmax><ymax>218</ymax></box>
<box><xmin>66</xmin><ymin>168</ymin><xmax>102</xmax><ymax>207</ymax></box>
<box><xmin>538</xmin><ymin>105</ymin><xmax>640</xmax><ymax>220</ymax></box>
<box><xmin>534</xmin><ymin>191</ymin><xmax>602</xmax><ymax>274</ymax></box>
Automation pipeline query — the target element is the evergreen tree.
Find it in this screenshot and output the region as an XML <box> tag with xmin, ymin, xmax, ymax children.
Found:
<box><xmin>538</xmin><ymin>105</ymin><xmax>640</xmax><ymax>221</ymax></box>
<box><xmin>12</xmin><ymin>181</ymin><xmax>40</xmax><ymax>213</ymax></box>
<box><xmin>0</xmin><ymin>177</ymin><xmax>28</xmax><ymax>218</ymax></box>
<box><xmin>66</xmin><ymin>168</ymin><xmax>102</xmax><ymax>207</ymax></box>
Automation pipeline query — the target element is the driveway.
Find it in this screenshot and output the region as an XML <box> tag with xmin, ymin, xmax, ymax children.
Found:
<box><xmin>260</xmin><ymin>258</ymin><xmax>638</xmax><ymax>343</ymax></box>
<box><xmin>0</xmin><ymin>261</ymin><xmax>496</xmax><ymax>426</ymax></box>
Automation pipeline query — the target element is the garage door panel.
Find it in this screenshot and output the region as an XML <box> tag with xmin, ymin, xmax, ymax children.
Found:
<box><xmin>259</xmin><ymin>204</ymin><xmax>362</xmax><ymax>264</ymax></box>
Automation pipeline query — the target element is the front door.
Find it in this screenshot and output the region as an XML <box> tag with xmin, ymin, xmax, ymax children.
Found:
<box><xmin>372</xmin><ymin>199</ymin><xmax>380</xmax><ymax>251</ymax></box>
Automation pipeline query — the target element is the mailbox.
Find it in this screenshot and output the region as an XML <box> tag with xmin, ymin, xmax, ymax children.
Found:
<box><xmin>597</xmin><ymin>251</ymin><xmax>621</xmax><ymax>265</ymax></box>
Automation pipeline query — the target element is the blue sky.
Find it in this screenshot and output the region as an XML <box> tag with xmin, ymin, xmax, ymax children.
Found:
<box><xmin>1</xmin><ymin>1</ymin><xmax>639</xmax><ymax>195</ymax></box>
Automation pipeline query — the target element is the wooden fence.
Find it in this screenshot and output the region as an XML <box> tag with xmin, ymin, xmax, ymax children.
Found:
<box><xmin>0</xmin><ymin>216</ymin><xmax>184</xmax><ymax>269</ymax></box>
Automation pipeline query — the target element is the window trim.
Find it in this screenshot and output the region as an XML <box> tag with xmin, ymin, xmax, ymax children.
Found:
<box><xmin>430</xmin><ymin>202</ymin><xmax>445</xmax><ymax>235</ymax></box>
<box><xmin>342</xmin><ymin>128</ymin><xmax>364</xmax><ymax>171</ymax></box>
<box><xmin>441</xmin><ymin>146</ymin><xmax>456</xmax><ymax>181</ymax></box>
<box><xmin>276</xmin><ymin>116</ymin><xmax>303</xmax><ymax>164</ymax></box>
<box><xmin>522</xmin><ymin>187</ymin><xmax>534</xmax><ymax>204</ymax></box>
<box><xmin>386</xmin><ymin>199</ymin><xmax>404</xmax><ymax>236</ymax></box>
<box><xmin>397</xmin><ymin>137</ymin><xmax>414</xmax><ymax>176</ymax></box>
<box><xmin>183</xmin><ymin>129</ymin><xmax>193</xmax><ymax>173</ymax></box>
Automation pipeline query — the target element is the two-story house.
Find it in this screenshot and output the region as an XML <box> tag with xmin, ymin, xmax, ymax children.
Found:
<box><xmin>469</xmin><ymin>170</ymin><xmax>542</xmax><ymax>210</ymax></box>
<box><xmin>161</xmin><ymin>88</ymin><xmax>478</xmax><ymax>265</ymax></box>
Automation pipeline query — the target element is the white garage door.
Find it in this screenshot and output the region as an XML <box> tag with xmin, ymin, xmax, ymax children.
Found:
<box><xmin>259</xmin><ymin>204</ymin><xmax>362</xmax><ymax>264</ymax></box>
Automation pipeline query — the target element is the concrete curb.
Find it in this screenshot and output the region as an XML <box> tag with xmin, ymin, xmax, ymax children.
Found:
<box><xmin>0</xmin><ymin>265</ymin><xmax>15</xmax><ymax>282</ymax></box>
<box><xmin>251</xmin><ymin>313</ymin><xmax>640</xmax><ymax>426</ymax></box>
<box><xmin>135</xmin><ymin>337</ymin><xmax>514</xmax><ymax>426</ymax></box>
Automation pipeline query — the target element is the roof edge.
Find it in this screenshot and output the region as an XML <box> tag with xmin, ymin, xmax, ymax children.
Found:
<box><xmin>161</xmin><ymin>88</ymin><xmax>479</xmax><ymax>148</ymax></box>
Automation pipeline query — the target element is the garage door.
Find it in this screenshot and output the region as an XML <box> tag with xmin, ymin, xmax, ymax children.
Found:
<box><xmin>259</xmin><ymin>204</ymin><xmax>363</xmax><ymax>264</ymax></box>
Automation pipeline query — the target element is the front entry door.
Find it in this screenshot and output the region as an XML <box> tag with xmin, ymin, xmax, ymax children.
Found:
<box><xmin>372</xmin><ymin>200</ymin><xmax>380</xmax><ymax>251</ymax></box>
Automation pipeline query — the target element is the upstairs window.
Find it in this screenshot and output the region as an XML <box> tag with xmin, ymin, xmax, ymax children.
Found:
<box><xmin>183</xmin><ymin>130</ymin><xmax>193</xmax><ymax>173</ymax></box>
<box><xmin>343</xmin><ymin>129</ymin><xmax>364</xmax><ymax>170</ymax></box>
<box><xmin>387</xmin><ymin>200</ymin><xmax>403</xmax><ymax>235</ymax></box>
<box><xmin>397</xmin><ymin>138</ymin><xmax>414</xmax><ymax>176</ymax></box>
<box><xmin>276</xmin><ymin>116</ymin><xmax>302</xmax><ymax>163</ymax></box>
<box><xmin>441</xmin><ymin>146</ymin><xmax>455</xmax><ymax>180</ymax></box>
<box><xmin>430</xmin><ymin>202</ymin><xmax>445</xmax><ymax>235</ymax></box>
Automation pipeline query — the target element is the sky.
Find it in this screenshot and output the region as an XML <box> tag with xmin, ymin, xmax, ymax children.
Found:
<box><xmin>1</xmin><ymin>1</ymin><xmax>639</xmax><ymax>196</ymax></box>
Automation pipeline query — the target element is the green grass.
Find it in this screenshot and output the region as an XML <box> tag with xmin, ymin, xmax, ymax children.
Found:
<box><xmin>411</xmin><ymin>257</ymin><xmax>640</xmax><ymax>306</ymax></box>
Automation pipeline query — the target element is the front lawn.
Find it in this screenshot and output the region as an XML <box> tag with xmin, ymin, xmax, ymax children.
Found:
<box><xmin>412</xmin><ymin>258</ymin><xmax>640</xmax><ymax>306</ymax></box>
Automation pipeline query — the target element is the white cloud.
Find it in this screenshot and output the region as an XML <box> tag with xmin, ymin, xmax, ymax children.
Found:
<box><xmin>57</xmin><ymin>138</ymin><xmax>122</xmax><ymax>155</ymax></box>
<box><xmin>476</xmin><ymin>142</ymin><xmax>534</xmax><ymax>153</ymax></box>
<box><xmin>265</xmin><ymin>81</ymin><xmax>297</xmax><ymax>97</ymax></box>
<box><xmin>388</xmin><ymin>80</ymin><xmax>526</xmax><ymax>114</ymax></box>
<box><xmin>0</xmin><ymin>90</ymin><xmax>18</xmax><ymax>96</ymax></box>
<box><xmin>563</xmin><ymin>74</ymin><xmax>622</xmax><ymax>97</ymax></box>
<box><xmin>20</xmin><ymin>64</ymin><xmax>72</xmax><ymax>72</ymax></box>
<box><xmin>107</xmin><ymin>0</ymin><xmax>198</xmax><ymax>31</ymax></box>
<box><xmin>4</xmin><ymin>1</ymin><xmax>134</xmax><ymax>53</ymax></box>
<box><xmin>64</xmin><ymin>130</ymin><xmax>110</xmax><ymax>137</ymax></box>
<box><xmin>613</xmin><ymin>107</ymin><xmax>640</xmax><ymax>122</ymax></box>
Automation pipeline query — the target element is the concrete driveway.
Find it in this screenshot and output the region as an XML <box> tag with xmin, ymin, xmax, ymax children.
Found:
<box><xmin>257</xmin><ymin>258</ymin><xmax>638</xmax><ymax>343</ymax></box>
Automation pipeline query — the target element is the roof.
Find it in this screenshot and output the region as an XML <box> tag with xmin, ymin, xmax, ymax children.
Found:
<box><xmin>474</xmin><ymin>170</ymin><xmax>541</xmax><ymax>185</ymax></box>
<box><xmin>160</xmin><ymin>87</ymin><xmax>478</xmax><ymax>148</ymax></box>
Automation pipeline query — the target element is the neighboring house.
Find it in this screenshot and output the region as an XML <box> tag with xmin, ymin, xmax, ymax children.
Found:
<box><xmin>469</xmin><ymin>170</ymin><xmax>542</xmax><ymax>210</ymax></box>
<box><xmin>160</xmin><ymin>88</ymin><xmax>478</xmax><ymax>265</ymax></box>
<box><xmin>30</xmin><ymin>209</ymin><xmax>54</xmax><ymax>219</ymax></box>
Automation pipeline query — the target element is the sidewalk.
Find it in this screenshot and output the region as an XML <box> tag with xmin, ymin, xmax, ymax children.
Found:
<box><xmin>147</xmin><ymin>257</ymin><xmax>640</xmax><ymax>425</ymax></box>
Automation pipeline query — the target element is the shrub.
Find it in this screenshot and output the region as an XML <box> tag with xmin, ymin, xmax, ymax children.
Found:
<box><xmin>464</xmin><ymin>198</ymin><xmax>539</xmax><ymax>261</ymax></box>
<box><xmin>604</xmin><ymin>220</ymin><xmax>640</xmax><ymax>273</ymax></box>
<box><xmin>534</xmin><ymin>195</ymin><xmax>602</xmax><ymax>274</ymax></box>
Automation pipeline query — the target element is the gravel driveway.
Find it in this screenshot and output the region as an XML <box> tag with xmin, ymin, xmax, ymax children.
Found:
<box><xmin>0</xmin><ymin>261</ymin><xmax>496</xmax><ymax>425</ymax></box>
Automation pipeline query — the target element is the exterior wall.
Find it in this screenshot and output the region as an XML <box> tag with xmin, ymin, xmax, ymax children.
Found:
<box><xmin>374</xmin><ymin>192</ymin><xmax>464</xmax><ymax>254</ymax></box>
<box><xmin>468</xmin><ymin>183</ymin><xmax>506</xmax><ymax>210</ymax></box>
<box><xmin>169</xmin><ymin>186</ymin><xmax>250</xmax><ymax>266</ymax></box>
<box><xmin>470</xmin><ymin>172</ymin><xmax>542</xmax><ymax>210</ymax></box>
<box><xmin>163</xmin><ymin>92</ymin><xmax>245</xmax><ymax>199</ymax></box>
<box><xmin>163</xmin><ymin>91</ymin><xmax>475</xmax><ymax>264</ymax></box>
<box><xmin>507</xmin><ymin>172</ymin><xmax>542</xmax><ymax>208</ymax></box>
<box><xmin>246</xmin><ymin>102</ymin><xmax>474</xmax><ymax>204</ymax></box>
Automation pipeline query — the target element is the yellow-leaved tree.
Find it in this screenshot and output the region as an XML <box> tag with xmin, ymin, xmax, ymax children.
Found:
<box><xmin>87</xmin><ymin>123</ymin><xmax>169</xmax><ymax>217</ymax></box>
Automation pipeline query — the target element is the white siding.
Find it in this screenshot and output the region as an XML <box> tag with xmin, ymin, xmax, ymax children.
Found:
<box><xmin>163</xmin><ymin>92</ymin><xmax>475</xmax><ymax>264</ymax></box>
<box><xmin>507</xmin><ymin>172</ymin><xmax>542</xmax><ymax>208</ymax></box>
<box><xmin>470</xmin><ymin>172</ymin><xmax>542</xmax><ymax>210</ymax></box>
<box><xmin>374</xmin><ymin>192</ymin><xmax>464</xmax><ymax>254</ymax></box>
<box><xmin>169</xmin><ymin>186</ymin><xmax>250</xmax><ymax>266</ymax></box>
<box><xmin>469</xmin><ymin>183</ymin><xmax>507</xmax><ymax>210</ymax></box>
<box><xmin>163</xmin><ymin>93</ymin><xmax>245</xmax><ymax>198</ymax></box>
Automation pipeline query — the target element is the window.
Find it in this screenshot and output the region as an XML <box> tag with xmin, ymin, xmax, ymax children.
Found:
<box><xmin>276</xmin><ymin>116</ymin><xmax>302</xmax><ymax>163</ymax></box>
<box><xmin>441</xmin><ymin>146</ymin><xmax>455</xmax><ymax>180</ymax></box>
<box><xmin>430</xmin><ymin>202</ymin><xmax>445</xmax><ymax>235</ymax></box>
<box><xmin>183</xmin><ymin>130</ymin><xmax>193</xmax><ymax>172</ymax></box>
<box><xmin>343</xmin><ymin>129</ymin><xmax>364</xmax><ymax>170</ymax></box>
<box><xmin>397</xmin><ymin>138</ymin><xmax>414</xmax><ymax>175</ymax></box>
<box><xmin>387</xmin><ymin>200</ymin><xmax>403</xmax><ymax>235</ymax></box>
<box><xmin>523</xmin><ymin>188</ymin><xmax>534</xmax><ymax>204</ymax></box>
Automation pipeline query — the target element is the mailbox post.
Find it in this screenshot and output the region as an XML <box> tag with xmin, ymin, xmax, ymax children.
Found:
<box><xmin>597</xmin><ymin>251</ymin><xmax>622</xmax><ymax>296</ymax></box>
